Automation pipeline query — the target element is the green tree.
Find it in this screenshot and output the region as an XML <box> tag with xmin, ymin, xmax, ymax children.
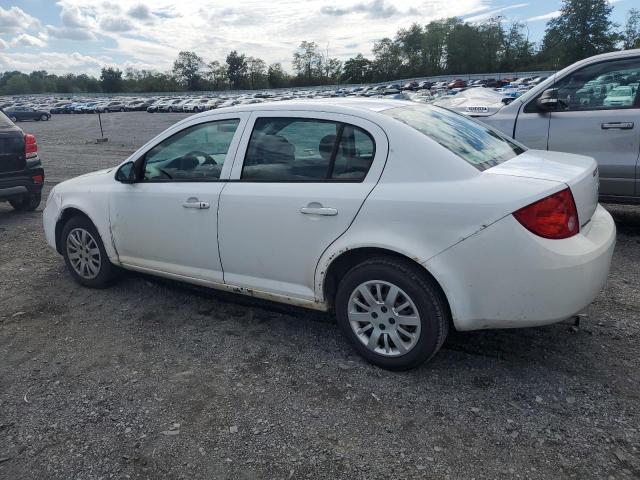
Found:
<box><xmin>247</xmin><ymin>57</ymin><xmax>267</xmax><ymax>89</ymax></box>
<box><xmin>322</xmin><ymin>57</ymin><xmax>342</xmax><ymax>84</ymax></box>
<box><xmin>501</xmin><ymin>22</ymin><xmax>534</xmax><ymax>71</ymax></box>
<box><xmin>372</xmin><ymin>38</ymin><xmax>402</xmax><ymax>81</ymax></box>
<box><xmin>540</xmin><ymin>0</ymin><xmax>618</xmax><ymax>67</ymax></box>
<box><xmin>267</xmin><ymin>63</ymin><xmax>287</xmax><ymax>88</ymax></box>
<box><xmin>342</xmin><ymin>54</ymin><xmax>372</xmax><ymax>83</ymax></box>
<box><xmin>205</xmin><ymin>61</ymin><xmax>229</xmax><ymax>90</ymax></box>
<box><xmin>100</xmin><ymin>67</ymin><xmax>123</xmax><ymax>92</ymax></box>
<box><xmin>226</xmin><ymin>50</ymin><xmax>248</xmax><ymax>89</ymax></box>
<box><xmin>292</xmin><ymin>41</ymin><xmax>323</xmax><ymax>83</ymax></box>
<box><xmin>172</xmin><ymin>51</ymin><xmax>203</xmax><ymax>90</ymax></box>
<box><xmin>395</xmin><ymin>23</ymin><xmax>425</xmax><ymax>77</ymax></box>
<box><xmin>623</xmin><ymin>8</ymin><xmax>640</xmax><ymax>49</ymax></box>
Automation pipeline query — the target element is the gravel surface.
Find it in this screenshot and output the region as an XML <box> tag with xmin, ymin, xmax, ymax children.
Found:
<box><xmin>1</xmin><ymin>112</ymin><xmax>639</xmax><ymax>480</ymax></box>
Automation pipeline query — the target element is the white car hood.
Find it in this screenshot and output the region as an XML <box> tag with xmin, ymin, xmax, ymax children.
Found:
<box><xmin>434</xmin><ymin>88</ymin><xmax>509</xmax><ymax>117</ymax></box>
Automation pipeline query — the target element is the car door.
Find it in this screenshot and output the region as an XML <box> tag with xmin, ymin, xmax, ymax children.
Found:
<box><xmin>109</xmin><ymin>113</ymin><xmax>249</xmax><ymax>283</ymax></box>
<box><xmin>217</xmin><ymin>110</ymin><xmax>388</xmax><ymax>301</ymax></box>
<box><xmin>543</xmin><ymin>56</ymin><xmax>640</xmax><ymax>198</ymax></box>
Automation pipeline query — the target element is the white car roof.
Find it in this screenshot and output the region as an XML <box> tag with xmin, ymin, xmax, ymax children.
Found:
<box><xmin>195</xmin><ymin>98</ymin><xmax>413</xmax><ymax>118</ymax></box>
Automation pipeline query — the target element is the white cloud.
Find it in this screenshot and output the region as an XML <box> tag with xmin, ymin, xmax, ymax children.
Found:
<box><xmin>0</xmin><ymin>51</ymin><xmax>107</xmax><ymax>75</ymax></box>
<box><xmin>465</xmin><ymin>3</ymin><xmax>529</xmax><ymax>23</ymax></box>
<box><xmin>0</xmin><ymin>5</ymin><xmax>41</xmax><ymax>34</ymax></box>
<box><xmin>2</xmin><ymin>0</ymin><xmax>497</xmax><ymax>73</ymax></box>
<box><xmin>127</xmin><ymin>3</ymin><xmax>153</xmax><ymax>20</ymax></box>
<box><xmin>12</xmin><ymin>33</ymin><xmax>47</xmax><ymax>48</ymax></box>
<box><xmin>0</xmin><ymin>38</ymin><xmax>8</xmax><ymax>50</ymax></box>
<box><xmin>47</xmin><ymin>25</ymin><xmax>96</xmax><ymax>40</ymax></box>
<box><xmin>100</xmin><ymin>15</ymin><xmax>134</xmax><ymax>32</ymax></box>
<box><xmin>526</xmin><ymin>10</ymin><xmax>560</xmax><ymax>22</ymax></box>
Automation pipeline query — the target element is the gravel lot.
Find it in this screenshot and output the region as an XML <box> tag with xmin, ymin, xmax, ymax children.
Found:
<box><xmin>1</xmin><ymin>112</ymin><xmax>639</xmax><ymax>480</ymax></box>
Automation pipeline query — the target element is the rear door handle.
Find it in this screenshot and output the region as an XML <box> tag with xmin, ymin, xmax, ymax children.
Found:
<box><xmin>601</xmin><ymin>122</ymin><xmax>634</xmax><ymax>130</ymax></box>
<box><xmin>183</xmin><ymin>197</ymin><xmax>210</xmax><ymax>209</ymax></box>
<box><xmin>300</xmin><ymin>203</ymin><xmax>338</xmax><ymax>216</ymax></box>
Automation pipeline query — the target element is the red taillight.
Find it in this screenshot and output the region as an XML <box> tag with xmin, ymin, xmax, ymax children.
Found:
<box><xmin>513</xmin><ymin>188</ymin><xmax>579</xmax><ymax>239</ymax></box>
<box><xmin>25</xmin><ymin>133</ymin><xmax>37</xmax><ymax>159</ymax></box>
<box><xmin>32</xmin><ymin>174</ymin><xmax>43</xmax><ymax>185</ymax></box>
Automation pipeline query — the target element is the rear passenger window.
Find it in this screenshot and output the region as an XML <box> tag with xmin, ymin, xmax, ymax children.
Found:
<box><xmin>242</xmin><ymin>117</ymin><xmax>375</xmax><ymax>182</ymax></box>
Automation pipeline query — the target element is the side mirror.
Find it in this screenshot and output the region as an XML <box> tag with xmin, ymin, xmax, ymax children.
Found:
<box><xmin>536</xmin><ymin>88</ymin><xmax>561</xmax><ymax>111</ymax></box>
<box><xmin>115</xmin><ymin>161</ymin><xmax>138</xmax><ymax>183</ymax></box>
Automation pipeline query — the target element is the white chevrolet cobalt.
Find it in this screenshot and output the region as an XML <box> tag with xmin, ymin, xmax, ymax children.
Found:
<box><xmin>43</xmin><ymin>99</ymin><xmax>616</xmax><ymax>370</ymax></box>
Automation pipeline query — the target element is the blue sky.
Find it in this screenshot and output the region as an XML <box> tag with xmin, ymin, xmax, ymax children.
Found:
<box><xmin>0</xmin><ymin>0</ymin><xmax>633</xmax><ymax>75</ymax></box>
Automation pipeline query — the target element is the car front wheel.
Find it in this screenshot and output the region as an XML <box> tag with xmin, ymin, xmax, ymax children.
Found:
<box><xmin>41</xmin><ymin>114</ymin><xmax>49</xmax><ymax>121</ymax></box>
<box><xmin>61</xmin><ymin>216</ymin><xmax>119</xmax><ymax>288</ymax></box>
<box><xmin>335</xmin><ymin>257</ymin><xmax>450</xmax><ymax>370</ymax></box>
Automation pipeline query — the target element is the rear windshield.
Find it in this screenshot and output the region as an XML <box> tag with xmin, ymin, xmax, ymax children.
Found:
<box><xmin>384</xmin><ymin>105</ymin><xmax>525</xmax><ymax>171</ymax></box>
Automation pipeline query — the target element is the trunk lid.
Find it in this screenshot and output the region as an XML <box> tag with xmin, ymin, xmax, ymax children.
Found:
<box><xmin>487</xmin><ymin>149</ymin><xmax>599</xmax><ymax>228</ymax></box>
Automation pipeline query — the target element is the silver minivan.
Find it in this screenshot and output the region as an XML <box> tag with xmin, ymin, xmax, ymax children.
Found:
<box><xmin>447</xmin><ymin>49</ymin><xmax>640</xmax><ymax>203</ymax></box>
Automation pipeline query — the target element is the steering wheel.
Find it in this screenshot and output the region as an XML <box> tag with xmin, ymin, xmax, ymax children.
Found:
<box><xmin>183</xmin><ymin>150</ymin><xmax>217</xmax><ymax>165</ymax></box>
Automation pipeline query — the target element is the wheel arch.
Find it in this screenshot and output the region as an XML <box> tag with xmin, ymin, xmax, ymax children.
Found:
<box><xmin>319</xmin><ymin>246</ymin><xmax>453</xmax><ymax>327</ymax></box>
<box><xmin>54</xmin><ymin>206</ymin><xmax>97</xmax><ymax>255</ymax></box>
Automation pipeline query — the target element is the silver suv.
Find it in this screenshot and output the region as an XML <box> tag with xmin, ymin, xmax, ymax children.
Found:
<box><xmin>458</xmin><ymin>49</ymin><xmax>640</xmax><ymax>203</ymax></box>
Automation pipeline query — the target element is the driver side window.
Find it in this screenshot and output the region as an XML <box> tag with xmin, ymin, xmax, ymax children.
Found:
<box><xmin>551</xmin><ymin>57</ymin><xmax>639</xmax><ymax>112</ymax></box>
<box><xmin>143</xmin><ymin>119</ymin><xmax>240</xmax><ymax>181</ymax></box>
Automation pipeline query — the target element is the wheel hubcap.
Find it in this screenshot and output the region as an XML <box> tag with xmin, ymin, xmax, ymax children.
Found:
<box><xmin>66</xmin><ymin>228</ymin><xmax>101</xmax><ymax>279</ymax></box>
<box><xmin>347</xmin><ymin>280</ymin><xmax>421</xmax><ymax>357</ymax></box>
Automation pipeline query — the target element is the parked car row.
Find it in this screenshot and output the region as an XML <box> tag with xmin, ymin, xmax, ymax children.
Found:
<box><xmin>0</xmin><ymin>73</ymin><xmax>553</xmax><ymax>120</ymax></box>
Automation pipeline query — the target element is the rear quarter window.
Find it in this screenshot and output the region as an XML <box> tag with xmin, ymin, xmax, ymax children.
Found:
<box><xmin>384</xmin><ymin>105</ymin><xmax>525</xmax><ymax>171</ymax></box>
<box><xmin>0</xmin><ymin>110</ymin><xmax>16</xmax><ymax>128</ymax></box>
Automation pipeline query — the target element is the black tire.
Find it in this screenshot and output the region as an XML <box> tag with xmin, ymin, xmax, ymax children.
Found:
<box><xmin>120</xmin><ymin>107</ymin><xmax>125</xmax><ymax>112</ymax></box>
<box><xmin>335</xmin><ymin>256</ymin><xmax>450</xmax><ymax>370</ymax></box>
<box><xmin>41</xmin><ymin>114</ymin><xmax>49</xmax><ymax>121</ymax></box>
<box><xmin>9</xmin><ymin>115</ymin><xmax>17</xmax><ymax>122</ymax></box>
<box><xmin>61</xmin><ymin>215</ymin><xmax>119</xmax><ymax>288</ymax></box>
<box><xmin>10</xmin><ymin>194</ymin><xmax>41</xmax><ymax>212</ymax></box>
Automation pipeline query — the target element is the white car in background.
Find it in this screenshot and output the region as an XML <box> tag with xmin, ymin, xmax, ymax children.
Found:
<box><xmin>182</xmin><ymin>98</ymin><xmax>210</xmax><ymax>112</ymax></box>
<box><xmin>43</xmin><ymin>99</ymin><xmax>615</xmax><ymax>370</ymax></box>
<box><xmin>603</xmin><ymin>86</ymin><xmax>635</xmax><ymax>107</ymax></box>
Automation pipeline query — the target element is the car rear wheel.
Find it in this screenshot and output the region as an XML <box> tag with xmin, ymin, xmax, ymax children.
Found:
<box><xmin>61</xmin><ymin>216</ymin><xmax>119</xmax><ymax>288</ymax></box>
<box><xmin>335</xmin><ymin>256</ymin><xmax>449</xmax><ymax>370</ymax></box>
<box><xmin>120</xmin><ymin>107</ymin><xmax>125</xmax><ymax>112</ymax></box>
<box><xmin>41</xmin><ymin>114</ymin><xmax>49</xmax><ymax>121</ymax></box>
<box><xmin>9</xmin><ymin>115</ymin><xmax>17</xmax><ymax>122</ymax></box>
<box><xmin>9</xmin><ymin>194</ymin><xmax>41</xmax><ymax>212</ymax></box>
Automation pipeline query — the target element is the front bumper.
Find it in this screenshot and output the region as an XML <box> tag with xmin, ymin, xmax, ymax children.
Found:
<box><xmin>424</xmin><ymin>205</ymin><xmax>616</xmax><ymax>331</ymax></box>
<box><xmin>0</xmin><ymin>166</ymin><xmax>44</xmax><ymax>200</ymax></box>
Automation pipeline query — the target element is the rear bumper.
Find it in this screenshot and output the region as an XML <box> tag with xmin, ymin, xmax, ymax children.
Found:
<box><xmin>424</xmin><ymin>205</ymin><xmax>616</xmax><ymax>331</ymax></box>
<box><xmin>0</xmin><ymin>166</ymin><xmax>44</xmax><ymax>200</ymax></box>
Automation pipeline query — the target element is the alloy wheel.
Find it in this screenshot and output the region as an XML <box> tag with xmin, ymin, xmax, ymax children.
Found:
<box><xmin>66</xmin><ymin>228</ymin><xmax>102</xmax><ymax>280</ymax></box>
<box><xmin>347</xmin><ymin>280</ymin><xmax>421</xmax><ymax>357</ymax></box>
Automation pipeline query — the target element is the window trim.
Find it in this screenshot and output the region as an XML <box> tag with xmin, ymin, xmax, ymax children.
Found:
<box><xmin>523</xmin><ymin>56</ymin><xmax>640</xmax><ymax>114</ymax></box>
<box><xmin>239</xmin><ymin>116</ymin><xmax>377</xmax><ymax>183</ymax></box>
<box><xmin>136</xmin><ymin>117</ymin><xmax>242</xmax><ymax>183</ymax></box>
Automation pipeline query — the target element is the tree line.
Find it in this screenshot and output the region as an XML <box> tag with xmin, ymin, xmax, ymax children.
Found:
<box><xmin>1</xmin><ymin>0</ymin><xmax>639</xmax><ymax>95</ymax></box>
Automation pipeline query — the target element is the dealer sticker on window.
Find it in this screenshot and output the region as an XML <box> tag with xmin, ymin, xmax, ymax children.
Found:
<box><xmin>466</xmin><ymin>106</ymin><xmax>489</xmax><ymax>113</ymax></box>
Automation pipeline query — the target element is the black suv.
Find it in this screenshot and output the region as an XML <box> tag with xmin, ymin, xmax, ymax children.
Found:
<box><xmin>0</xmin><ymin>111</ymin><xmax>44</xmax><ymax>211</ymax></box>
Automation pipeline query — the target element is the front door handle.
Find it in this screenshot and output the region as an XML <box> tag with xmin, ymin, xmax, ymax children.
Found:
<box><xmin>601</xmin><ymin>122</ymin><xmax>634</xmax><ymax>130</ymax></box>
<box><xmin>300</xmin><ymin>202</ymin><xmax>338</xmax><ymax>216</ymax></box>
<box><xmin>183</xmin><ymin>197</ymin><xmax>210</xmax><ymax>209</ymax></box>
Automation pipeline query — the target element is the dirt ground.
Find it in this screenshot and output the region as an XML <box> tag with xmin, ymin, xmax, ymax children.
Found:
<box><xmin>1</xmin><ymin>112</ymin><xmax>639</xmax><ymax>480</ymax></box>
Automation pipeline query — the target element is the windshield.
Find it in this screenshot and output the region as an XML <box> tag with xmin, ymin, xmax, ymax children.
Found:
<box><xmin>384</xmin><ymin>105</ymin><xmax>526</xmax><ymax>171</ymax></box>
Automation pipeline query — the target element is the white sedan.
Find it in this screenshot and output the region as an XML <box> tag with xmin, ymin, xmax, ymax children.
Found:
<box><xmin>43</xmin><ymin>99</ymin><xmax>616</xmax><ymax>370</ymax></box>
